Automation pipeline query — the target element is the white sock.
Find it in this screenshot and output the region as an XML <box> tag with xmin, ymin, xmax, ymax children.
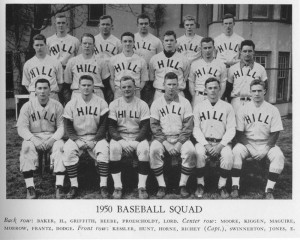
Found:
<box><xmin>112</xmin><ymin>173</ymin><xmax>122</xmax><ymax>189</ymax></box>
<box><xmin>265</xmin><ymin>180</ymin><xmax>276</xmax><ymax>192</ymax></box>
<box><xmin>156</xmin><ymin>174</ymin><xmax>166</xmax><ymax>187</ymax></box>
<box><xmin>55</xmin><ymin>175</ymin><xmax>65</xmax><ymax>186</ymax></box>
<box><xmin>100</xmin><ymin>176</ymin><xmax>108</xmax><ymax>187</ymax></box>
<box><xmin>218</xmin><ymin>177</ymin><xmax>227</xmax><ymax>189</ymax></box>
<box><xmin>179</xmin><ymin>173</ymin><xmax>189</xmax><ymax>186</ymax></box>
<box><xmin>197</xmin><ymin>177</ymin><xmax>205</xmax><ymax>186</ymax></box>
<box><xmin>232</xmin><ymin>177</ymin><xmax>240</xmax><ymax>188</ymax></box>
<box><xmin>25</xmin><ymin>178</ymin><xmax>34</xmax><ymax>188</ymax></box>
<box><xmin>138</xmin><ymin>174</ymin><xmax>148</xmax><ymax>189</ymax></box>
<box><xmin>70</xmin><ymin>177</ymin><xmax>78</xmax><ymax>188</ymax></box>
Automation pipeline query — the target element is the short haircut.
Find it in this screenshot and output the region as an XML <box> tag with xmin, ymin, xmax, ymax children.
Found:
<box><xmin>163</xmin><ymin>30</ymin><xmax>176</xmax><ymax>40</ymax></box>
<box><xmin>183</xmin><ymin>15</ymin><xmax>196</xmax><ymax>24</ymax></box>
<box><xmin>121</xmin><ymin>32</ymin><xmax>135</xmax><ymax>41</ymax></box>
<box><xmin>222</xmin><ymin>13</ymin><xmax>235</xmax><ymax>23</ymax></box>
<box><xmin>241</xmin><ymin>40</ymin><xmax>255</xmax><ymax>51</ymax></box>
<box><xmin>205</xmin><ymin>77</ymin><xmax>220</xmax><ymax>87</ymax></box>
<box><xmin>33</xmin><ymin>34</ymin><xmax>46</xmax><ymax>44</ymax></box>
<box><xmin>55</xmin><ymin>14</ymin><xmax>67</xmax><ymax>20</ymax></box>
<box><xmin>99</xmin><ymin>15</ymin><xmax>113</xmax><ymax>24</ymax></box>
<box><xmin>164</xmin><ymin>72</ymin><xmax>178</xmax><ymax>82</ymax></box>
<box><xmin>35</xmin><ymin>78</ymin><xmax>50</xmax><ymax>88</ymax></box>
<box><xmin>201</xmin><ymin>37</ymin><xmax>214</xmax><ymax>46</ymax></box>
<box><xmin>79</xmin><ymin>75</ymin><xmax>94</xmax><ymax>84</ymax></box>
<box><xmin>120</xmin><ymin>76</ymin><xmax>136</xmax><ymax>86</ymax></box>
<box><xmin>137</xmin><ymin>13</ymin><xmax>150</xmax><ymax>24</ymax></box>
<box><xmin>81</xmin><ymin>33</ymin><xmax>95</xmax><ymax>44</ymax></box>
<box><xmin>250</xmin><ymin>79</ymin><xmax>265</xmax><ymax>89</ymax></box>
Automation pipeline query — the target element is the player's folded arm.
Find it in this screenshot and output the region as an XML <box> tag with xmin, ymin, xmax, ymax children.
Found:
<box><xmin>64</xmin><ymin>118</ymin><xmax>79</xmax><ymax>142</ymax></box>
<box><xmin>235</xmin><ymin>130</ymin><xmax>249</xmax><ymax>146</ymax></box>
<box><xmin>150</xmin><ymin>117</ymin><xmax>166</xmax><ymax>143</ymax></box>
<box><xmin>135</xmin><ymin>118</ymin><xmax>150</xmax><ymax>142</ymax></box>
<box><xmin>94</xmin><ymin>112</ymin><xmax>109</xmax><ymax>141</ymax></box>
<box><xmin>108</xmin><ymin>118</ymin><xmax>122</xmax><ymax>141</ymax></box>
<box><xmin>266</xmin><ymin>131</ymin><xmax>280</xmax><ymax>148</ymax></box>
<box><xmin>178</xmin><ymin>116</ymin><xmax>194</xmax><ymax>144</ymax></box>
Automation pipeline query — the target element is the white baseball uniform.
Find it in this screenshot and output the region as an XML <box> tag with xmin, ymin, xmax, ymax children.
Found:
<box><xmin>47</xmin><ymin>34</ymin><xmax>80</xmax><ymax>68</ymax></box>
<box><xmin>22</xmin><ymin>55</ymin><xmax>63</xmax><ymax>101</ymax></box>
<box><xmin>177</xmin><ymin>34</ymin><xmax>203</xmax><ymax>62</ymax></box>
<box><xmin>233</xmin><ymin>100</ymin><xmax>284</xmax><ymax>174</ymax></box>
<box><xmin>189</xmin><ymin>58</ymin><xmax>227</xmax><ymax>107</ymax></box>
<box><xmin>214</xmin><ymin>33</ymin><xmax>244</xmax><ymax>66</ymax></box>
<box><xmin>228</xmin><ymin>61</ymin><xmax>268</xmax><ymax>112</ymax></box>
<box><xmin>17</xmin><ymin>98</ymin><xmax>65</xmax><ymax>173</ymax></box>
<box><xmin>94</xmin><ymin>34</ymin><xmax>122</xmax><ymax>59</ymax></box>
<box><xmin>193</xmin><ymin>99</ymin><xmax>236</xmax><ymax>170</ymax></box>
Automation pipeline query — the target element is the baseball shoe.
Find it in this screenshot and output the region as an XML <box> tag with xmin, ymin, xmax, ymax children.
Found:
<box><xmin>265</xmin><ymin>188</ymin><xmax>274</xmax><ymax>200</ymax></box>
<box><xmin>112</xmin><ymin>188</ymin><xmax>122</xmax><ymax>199</ymax></box>
<box><xmin>179</xmin><ymin>186</ymin><xmax>190</xmax><ymax>198</ymax></box>
<box><xmin>55</xmin><ymin>185</ymin><xmax>64</xmax><ymax>199</ymax></box>
<box><xmin>100</xmin><ymin>186</ymin><xmax>109</xmax><ymax>199</ymax></box>
<box><xmin>138</xmin><ymin>187</ymin><xmax>149</xmax><ymax>199</ymax></box>
<box><xmin>156</xmin><ymin>186</ymin><xmax>166</xmax><ymax>199</ymax></box>
<box><xmin>26</xmin><ymin>187</ymin><xmax>36</xmax><ymax>199</ymax></box>
<box><xmin>231</xmin><ymin>185</ymin><xmax>239</xmax><ymax>198</ymax></box>
<box><xmin>195</xmin><ymin>184</ymin><xmax>204</xmax><ymax>199</ymax></box>
<box><xmin>66</xmin><ymin>187</ymin><xmax>78</xmax><ymax>199</ymax></box>
<box><xmin>219</xmin><ymin>186</ymin><xmax>229</xmax><ymax>199</ymax></box>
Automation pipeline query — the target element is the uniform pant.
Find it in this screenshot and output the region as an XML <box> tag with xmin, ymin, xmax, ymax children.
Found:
<box><xmin>71</xmin><ymin>88</ymin><xmax>104</xmax><ymax>100</ymax></box>
<box><xmin>231</xmin><ymin>97</ymin><xmax>251</xmax><ymax>113</ymax></box>
<box><xmin>113</xmin><ymin>88</ymin><xmax>141</xmax><ymax>100</ymax></box>
<box><xmin>233</xmin><ymin>143</ymin><xmax>284</xmax><ymax>174</ymax></box>
<box><xmin>153</xmin><ymin>89</ymin><xmax>185</xmax><ymax>100</ymax></box>
<box><xmin>30</xmin><ymin>92</ymin><xmax>59</xmax><ymax>102</ymax></box>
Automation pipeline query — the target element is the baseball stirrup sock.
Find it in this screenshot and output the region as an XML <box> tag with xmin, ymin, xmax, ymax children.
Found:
<box><xmin>65</xmin><ymin>163</ymin><xmax>78</xmax><ymax>179</ymax></box>
<box><xmin>110</xmin><ymin>161</ymin><xmax>122</xmax><ymax>174</ymax></box>
<box><xmin>231</xmin><ymin>168</ymin><xmax>241</xmax><ymax>177</ymax></box>
<box><xmin>181</xmin><ymin>166</ymin><xmax>193</xmax><ymax>176</ymax></box>
<box><xmin>153</xmin><ymin>166</ymin><xmax>163</xmax><ymax>177</ymax></box>
<box><xmin>268</xmin><ymin>172</ymin><xmax>280</xmax><ymax>182</ymax></box>
<box><xmin>196</xmin><ymin>167</ymin><xmax>206</xmax><ymax>178</ymax></box>
<box><xmin>23</xmin><ymin>170</ymin><xmax>34</xmax><ymax>179</ymax></box>
<box><xmin>138</xmin><ymin>161</ymin><xmax>150</xmax><ymax>175</ymax></box>
<box><xmin>220</xmin><ymin>168</ymin><xmax>230</xmax><ymax>179</ymax></box>
<box><xmin>97</xmin><ymin>162</ymin><xmax>109</xmax><ymax>177</ymax></box>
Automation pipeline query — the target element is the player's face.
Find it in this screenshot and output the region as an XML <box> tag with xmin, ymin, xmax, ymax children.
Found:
<box><xmin>55</xmin><ymin>17</ymin><xmax>67</xmax><ymax>33</ymax></box>
<box><xmin>164</xmin><ymin>78</ymin><xmax>178</xmax><ymax>96</ymax></box>
<box><xmin>201</xmin><ymin>41</ymin><xmax>214</xmax><ymax>59</ymax></box>
<box><xmin>35</xmin><ymin>82</ymin><xmax>50</xmax><ymax>102</ymax></box>
<box><xmin>163</xmin><ymin>35</ymin><xmax>176</xmax><ymax>52</ymax></box>
<box><xmin>99</xmin><ymin>18</ymin><xmax>112</xmax><ymax>36</ymax></box>
<box><xmin>250</xmin><ymin>84</ymin><xmax>265</xmax><ymax>103</ymax></box>
<box><xmin>184</xmin><ymin>20</ymin><xmax>196</xmax><ymax>34</ymax></box>
<box><xmin>121</xmin><ymin>79</ymin><xmax>135</xmax><ymax>98</ymax></box>
<box><xmin>122</xmin><ymin>36</ymin><xmax>134</xmax><ymax>52</ymax></box>
<box><xmin>79</xmin><ymin>79</ymin><xmax>94</xmax><ymax>96</ymax></box>
<box><xmin>33</xmin><ymin>40</ymin><xmax>47</xmax><ymax>55</ymax></box>
<box><xmin>206</xmin><ymin>81</ymin><xmax>220</xmax><ymax>101</ymax></box>
<box><xmin>81</xmin><ymin>37</ymin><xmax>94</xmax><ymax>55</ymax></box>
<box><xmin>137</xmin><ymin>18</ymin><xmax>150</xmax><ymax>34</ymax></box>
<box><xmin>222</xmin><ymin>18</ymin><xmax>234</xmax><ymax>36</ymax></box>
<box><xmin>240</xmin><ymin>45</ymin><xmax>254</xmax><ymax>62</ymax></box>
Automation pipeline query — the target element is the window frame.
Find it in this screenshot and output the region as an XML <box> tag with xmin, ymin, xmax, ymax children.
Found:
<box><xmin>276</xmin><ymin>52</ymin><xmax>291</xmax><ymax>102</ymax></box>
<box><xmin>87</xmin><ymin>4</ymin><xmax>106</xmax><ymax>26</ymax></box>
<box><xmin>248</xmin><ymin>5</ymin><xmax>274</xmax><ymax>20</ymax></box>
<box><xmin>179</xmin><ymin>4</ymin><xmax>200</xmax><ymax>28</ymax></box>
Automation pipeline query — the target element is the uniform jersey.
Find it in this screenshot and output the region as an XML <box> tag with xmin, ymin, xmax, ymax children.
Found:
<box><xmin>134</xmin><ymin>32</ymin><xmax>163</xmax><ymax>65</ymax></box>
<box><xmin>63</xmin><ymin>94</ymin><xmax>109</xmax><ymax>136</ymax></box>
<box><xmin>109</xmin><ymin>52</ymin><xmax>148</xmax><ymax>89</ymax></box>
<box><xmin>149</xmin><ymin>51</ymin><xmax>190</xmax><ymax>90</ymax></box>
<box><xmin>17</xmin><ymin>98</ymin><xmax>64</xmax><ymax>141</ymax></box>
<box><xmin>189</xmin><ymin>58</ymin><xmax>227</xmax><ymax>92</ymax></box>
<box><xmin>47</xmin><ymin>34</ymin><xmax>80</xmax><ymax>67</ymax></box>
<box><xmin>177</xmin><ymin>34</ymin><xmax>203</xmax><ymax>62</ymax></box>
<box><xmin>236</xmin><ymin>100</ymin><xmax>283</xmax><ymax>141</ymax></box>
<box><xmin>22</xmin><ymin>55</ymin><xmax>63</xmax><ymax>93</ymax></box>
<box><xmin>193</xmin><ymin>99</ymin><xmax>236</xmax><ymax>146</ymax></box>
<box><xmin>228</xmin><ymin>62</ymin><xmax>268</xmax><ymax>97</ymax></box>
<box><xmin>64</xmin><ymin>54</ymin><xmax>110</xmax><ymax>89</ymax></box>
<box><xmin>150</xmin><ymin>95</ymin><xmax>193</xmax><ymax>136</ymax></box>
<box><xmin>109</xmin><ymin>97</ymin><xmax>150</xmax><ymax>135</ymax></box>
<box><xmin>214</xmin><ymin>33</ymin><xmax>244</xmax><ymax>65</ymax></box>
<box><xmin>94</xmin><ymin>34</ymin><xmax>122</xmax><ymax>59</ymax></box>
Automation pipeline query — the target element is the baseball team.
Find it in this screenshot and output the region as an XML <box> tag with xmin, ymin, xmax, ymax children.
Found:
<box><xmin>17</xmin><ymin>13</ymin><xmax>285</xmax><ymax>200</ymax></box>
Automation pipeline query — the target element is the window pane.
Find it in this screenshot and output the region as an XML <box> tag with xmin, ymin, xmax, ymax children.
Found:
<box><xmin>277</xmin><ymin>53</ymin><xmax>290</xmax><ymax>101</ymax></box>
<box><xmin>89</xmin><ymin>4</ymin><xmax>105</xmax><ymax>21</ymax></box>
<box><xmin>252</xmin><ymin>5</ymin><xmax>268</xmax><ymax>18</ymax></box>
<box><xmin>223</xmin><ymin>4</ymin><xmax>236</xmax><ymax>16</ymax></box>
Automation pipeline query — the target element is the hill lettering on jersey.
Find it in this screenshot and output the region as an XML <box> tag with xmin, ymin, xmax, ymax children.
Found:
<box><xmin>159</xmin><ymin>105</ymin><xmax>182</xmax><ymax>117</ymax></box>
<box><xmin>95</xmin><ymin>44</ymin><xmax>118</xmax><ymax>55</ymax></box>
<box><xmin>117</xmin><ymin>110</ymin><xmax>139</xmax><ymax>119</ymax></box>
<box><xmin>177</xmin><ymin>43</ymin><xmax>199</xmax><ymax>53</ymax></box>
<box><xmin>134</xmin><ymin>42</ymin><xmax>152</xmax><ymax>51</ymax></box>
<box><xmin>30</xmin><ymin>111</ymin><xmax>55</xmax><ymax>122</ymax></box>
<box><xmin>77</xmin><ymin>106</ymin><xmax>98</xmax><ymax>116</ymax></box>
<box><xmin>245</xmin><ymin>113</ymin><xmax>269</xmax><ymax>125</ymax></box>
<box><xmin>30</xmin><ymin>66</ymin><xmax>53</xmax><ymax>79</ymax></box>
<box><xmin>195</xmin><ymin>67</ymin><xmax>218</xmax><ymax>78</ymax></box>
<box><xmin>199</xmin><ymin>110</ymin><xmax>223</xmax><ymax>122</ymax></box>
<box><xmin>114</xmin><ymin>62</ymin><xmax>138</xmax><ymax>73</ymax></box>
<box><xmin>157</xmin><ymin>59</ymin><xmax>180</xmax><ymax>70</ymax></box>
<box><xmin>217</xmin><ymin>42</ymin><xmax>239</xmax><ymax>53</ymax></box>
<box><xmin>49</xmin><ymin>44</ymin><xmax>73</xmax><ymax>56</ymax></box>
<box><xmin>76</xmin><ymin>64</ymin><xmax>97</xmax><ymax>74</ymax></box>
<box><xmin>233</xmin><ymin>68</ymin><xmax>257</xmax><ymax>79</ymax></box>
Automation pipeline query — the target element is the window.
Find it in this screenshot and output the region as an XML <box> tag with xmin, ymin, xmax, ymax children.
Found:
<box><xmin>248</xmin><ymin>5</ymin><xmax>273</xmax><ymax>19</ymax></box>
<box><xmin>219</xmin><ymin>4</ymin><xmax>237</xmax><ymax>20</ymax></box>
<box><xmin>6</xmin><ymin>52</ymin><xmax>14</xmax><ymax>98</ymax></box>
<box><xmin>254</xmin><ymin>52</ymin><xmax>270</xmax><ymax>68</ymax></box>
<box><xmin>87</xmin><ymin>4</ymin><xmax>106</xmax><ymax>26</ymax></box>
<box><xmin>277</xmin><ymin>52</ymin><xmax>290</xmax><ymax>101</ymax></box>
<box><xmin>179</xmin><ymin>4</ymin><xmax>200</xmax><ymax>28</ymax></box>
<box><xmin>281</xmin><ymin>5</ymin><xmax>292</xmax><ymax>23</ymax></box>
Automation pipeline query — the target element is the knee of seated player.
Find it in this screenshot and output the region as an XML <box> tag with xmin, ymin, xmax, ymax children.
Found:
<box><xmin>150</xmin><ymin>140</ymin><xmax>164</xmax><ymax>160</ymax></box>
<box><xmin>63</xmin><ymin>139</ymin><xmax>79</xmax><ymax>164</ymax></box>
<box><xmin>220</xmin><ymin>145</ymin><xmax>233</xmax><ymax>169</ymax></box>
<box><xmin>52</xmin><ymin>140</ymin><xmax>64</xmax><ymax>153</ymax></box>
<box><xmin>233</xmin><ymin>143</ymin><xmax>248</xmax><ymax>159</ymax></box>
<box><xmin>195</xmin><ymin>143</ymin><xmax>206</xmax><ymax>162</ymax></box>
<box><xmin>95</xmin><ymin>139</ymin><xmax>109</xmax><ymax>160</ymax></box>
<box><xmin>21</xmin><ymin>140</ymin><xmax>36</xmax><ymax>154</ymax></box>
<box><xmin>109</xmin><ymin>140</ymin><xmax>122</xmax><ymax>161</ymax></box>
<box><xmin>137</xmin><ymin>140</ymin><xmax>150</xmax><ymax>162</ymax></box>
<box><xmin>268</xmin><ymin>146</ymin><xmax>285</xmax><ymax>173</ymax></box>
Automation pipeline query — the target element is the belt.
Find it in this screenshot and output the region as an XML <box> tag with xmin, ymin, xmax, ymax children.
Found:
<box><xmin>240</xmin><ymin>97</ymin><xmax>251</xmax><ymax>101</ymax></box>
<box><xmin>206</xmin><ymin>137</ymin><xmax>221</xmax><ymax>143</ymax></box>
<box><xmin>196</xmin><ymin>91</ymin><xmax>207</xmax><ymax>96</ymax></box>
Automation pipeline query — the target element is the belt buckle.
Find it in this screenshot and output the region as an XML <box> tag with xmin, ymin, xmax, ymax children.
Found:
<box><xmin>212</xmin><ymin>138</ymin><xmax>217</xmax><ymax>143</ymax></box>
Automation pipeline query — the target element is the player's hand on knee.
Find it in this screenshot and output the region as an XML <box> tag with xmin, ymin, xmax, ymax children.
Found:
<box><xmin>129</xmin><ymin>141</ymin><xmax>139</xmax><ymax>149</ymax></box>
<box><xmin>77</xmin><ymin>139</ymin><xmax>87</xmax><ymax>150</ymax></box>
<box><xmin>86</xmin><ymin>141</ymin><xmax>96</xmax><ymax>150</ymax></box>
<box><xmin>30</xmin><ymin>136</ymin><xmax>45</xmax><ymax>151</ymax></box>
<box><xmin>174</xmin><ymin>142</ymin><xmax>183</xmax><ymax>153</ymax></box>
<box><xmin>43</xmin><ymin>138</ymin><xmax>56</xmax><ymax>151</ymax></box>
<box><xmin>120</xmin><ymin>140</ymin><xmax>134</xmax><ymax>154</ymax></box>
<box><xmin>253</xmin><ymin>148</ymin><xmax>268</xmax><ymax>161</ymax></box>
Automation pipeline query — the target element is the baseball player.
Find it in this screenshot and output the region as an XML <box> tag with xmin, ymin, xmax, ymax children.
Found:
<box><xmin>149</xmin><ymin>30</ymin><xmax>190</xmax><ymax>100</ymax></box>
<box><xmin>22</xmin><ymin>34</ymin><xmax>64</xmax><ymax>102</ymax></box>
<box><xmin>214</xmin><ymin>13</ymin><xmax>244</xmax><ymax>68</ymax></box>
<box><xmin>108</xmin><ymin>32</ymin><xmax>148</xmax><ymax>99</ymax></box>
<box><xmin>193</xmin><ymin>77</ymin><xmax>236</xmax><ymax>199</ymax></box>
<box><xmin>109</xmin><ymin>76</ymin><xmax>150</xmax><ymax>199</ymax></box>
<box><xmin>64</xmin><ymin>33</ymin><xmax>110</xmax><ymax>102</ymax></box>
<box><xmin>94</xmin><ymin>15</ymin><xmax>122</xmax><ymax>59</ymax></box>
<box><xmin>63</xmin><ymin>75</ymin><xmax>109</xmax><ymax>199</ymax></box>
<box><xmin>17</xmin><ymin>78</ymin><xmax>65</xmax><ymax>199</ymax></box>
<box><xmin>231</xmin><ymin>79</ymin><xmax>285</xmax><ymax>199</ymax></box>
<box><xmin>225</xmin><ymin>40</ymin><xmax>268</xmax><ymax>113</ymax></box>
<box><xmin>177</xmin><ymin>15</ymin><xmax>203</xmax><ymax>63</ymax></box>
<box><xmin>150</xmin><ymin>72</ymin><xmax>196</xmax><ymax>198</ymax></box>
<box><xmin>189</xmin><ymin>37</ymin><xmax>227</xmax><ymax>108</ymax></box>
